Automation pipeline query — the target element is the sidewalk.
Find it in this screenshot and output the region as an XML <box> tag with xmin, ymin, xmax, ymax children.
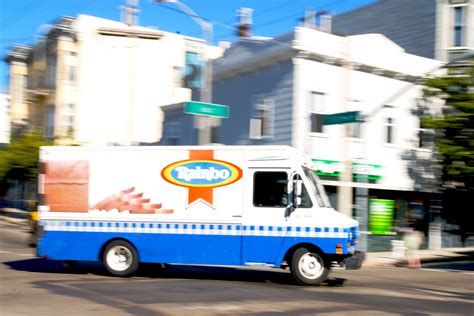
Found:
<box><xmin>363</xmin><ymin>247</ymin><xmax>474</xmax><ymax>267</ymax></box>
<box><xmin>1</xmin><ymin>207</ymin><xmax>473</xmax><ymax>267</ymax></box>
<box><xmin>0</xmin><ymin>207</ymin><xmax>30</xmax><ymax>225</ymax></box>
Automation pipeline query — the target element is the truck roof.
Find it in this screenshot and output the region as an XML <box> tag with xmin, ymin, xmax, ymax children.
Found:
<box><xmin>40</xmin><ymin>145</ymin><xmax>296</xmax><ymax>152</ymax></box>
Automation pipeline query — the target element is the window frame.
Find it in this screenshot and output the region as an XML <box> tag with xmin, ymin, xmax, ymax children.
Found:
<box><xmin>249</xmin><ymin>96</ymin><xmax>275</xmax><ymax>139</ymax></box>
<box><xmin>452</xmin><ymin>4</ymin><xmax>468</xmax><ymax>47</ymax></box>
<box><xmin>61</xmin><ymin>103</ymin><xmax>76</xmax><ymax>138</ymax></box>
<box><xmin>309</xmin><ymin>91</ymin><xmax>326</xmax><ymax>134</ymax></box>
<box><xmin>252</xmin><ymin>171</ymin><xmax>288</xmax><ymax>208</ymax></box>
<box><xmin>164</xmin><ymin>121</ymin><xmax>181</xmax><ymax>145</ymax></box>
<box><xmin>45</xmin><ymin>105</ymin><xmax>55</xmax><ymax>139</ymax></box>
<box><xmin>385</xmin><ymin>117</ymin><xmax>395</xmax><ymax>144</ymax></box>
<box><xmin>63</xmin><ymin>51</ymin><xmax>77</xmax><ymax>83</ymax></box>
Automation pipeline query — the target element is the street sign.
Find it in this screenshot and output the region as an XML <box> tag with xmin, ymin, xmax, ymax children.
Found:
<box><xmin>184</xmin><ymin>101</ymin><xmax>229</xmax><ymax>118</ymax></box>
<box><xmin>323</xmin><ymin>111</ymin><xmax>364</xmax><ymax>125</ymax></box>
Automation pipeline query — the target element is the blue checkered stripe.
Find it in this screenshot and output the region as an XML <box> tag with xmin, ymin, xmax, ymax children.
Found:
<box><xmin>41</xmin><ymin>220</ymin><xmax>350</xmax><ymax>238</ymax></box>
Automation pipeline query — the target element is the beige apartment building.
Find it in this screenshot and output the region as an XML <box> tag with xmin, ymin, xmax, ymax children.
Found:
<box><xmin>6</xmin><ymin>14</ymin><xmax>221</xmax><ymax>145</ymax></box>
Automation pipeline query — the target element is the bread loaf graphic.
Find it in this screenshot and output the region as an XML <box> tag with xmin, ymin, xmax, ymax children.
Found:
<box><xmin>43</xmin><ymin>160</ymin><xmax>173</xmax><ymax>214</ymax></box>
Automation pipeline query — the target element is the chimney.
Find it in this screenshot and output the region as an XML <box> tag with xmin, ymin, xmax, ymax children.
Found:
<box><xmin>237</xmin><ymin>8</ymin><xmax>253</xmax><ymax>38</ymax></box>
<box><xmin>121</xmin><ymin>0</ymin><xmax>140</xmax><ymax>26</ymax></box>
<box><xmin>303</xmin><ymin>9</ymin><xmax>317</xmax><ymax>29</ymax></box>
<box><xmin>320</xmin><ymin>14</ymin><xmax>332</xmax><ymax>33</ymax></box>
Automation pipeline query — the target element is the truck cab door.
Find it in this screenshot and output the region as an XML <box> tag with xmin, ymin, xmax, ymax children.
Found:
<box><xmin>242</xmin><ymin>168</ymin><xmax>291</xmax><ymax>266</ymax></box>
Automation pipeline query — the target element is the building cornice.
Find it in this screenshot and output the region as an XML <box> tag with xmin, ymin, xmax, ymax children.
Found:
<box><xmin>5</xmin><ymin>45</ymin><xmax>32</xmax><ymax>64</ymax></box>
<box><xmin>97</xmin><ymin>27</ymin><xmax>164</xmax><ymax>40</ymax></box>
<box><xmin>213</xmin><ymin>27</ymin><xmax>436</xmax><ymax>83</ymax></box>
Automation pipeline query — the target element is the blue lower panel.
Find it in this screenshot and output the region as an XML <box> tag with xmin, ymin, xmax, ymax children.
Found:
<box><xmin>242</xmin><ymin>236</ymin><xmax>285</xmax><ymax>264</ymax></box>
<box><xmin>38</xmin><ymin>231</ymin><xmax>350</xmax><ymax>267</ymax></box>
<box><xmin>38</xmin><ymin>231</ymin><xmax>241</xmax><ymax>266</ymax></box>
<box><xmin>243</xmin><ymin>236</ymin><xmax>349</xmax><ymax>266</ymax></box>
<box><xmin>282</xmin><ymin>237</ymin><xmax>348</xmax><ymax>255</ymax></box>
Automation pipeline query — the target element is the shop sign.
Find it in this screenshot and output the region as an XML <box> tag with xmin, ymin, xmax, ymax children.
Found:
<box><xmin>369</xmin><ymin>199</ymin><xmax>395</xmax><ymax>235</ymax></box>
<box><xmin>312</xmin><ymin>159</ymin><xmax>382</xmax><ymax>180</ymax></box>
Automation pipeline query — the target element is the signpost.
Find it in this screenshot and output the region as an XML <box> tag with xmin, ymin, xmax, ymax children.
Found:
<box><xmin>184</xmin><ymin>101</ymin><xmax>229</xmax><ymax>118</ymax></box>
<box><xmin>323</xmin><ymin>111</ymin><xmax>364</xmax><ymax>126</ymax></box>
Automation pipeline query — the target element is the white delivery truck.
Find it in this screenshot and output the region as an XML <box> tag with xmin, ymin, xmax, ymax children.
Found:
<box><xmin>36</xmin><ymin>145</ymin><xmax>363</xmax><ymax>285</ymax></box>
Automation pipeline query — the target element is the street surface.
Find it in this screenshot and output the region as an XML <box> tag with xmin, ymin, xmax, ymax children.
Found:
<box><xmin>1</xmin><ymin>221</ymin><xmax>473</xmax><ymax>315</ymax></box>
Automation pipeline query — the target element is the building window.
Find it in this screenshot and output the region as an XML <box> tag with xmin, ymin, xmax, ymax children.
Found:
<box><xmin>184</xmin><ymin>52</ymin><xmax>204</xmax><ymax>89</ymax></box>
<box><xmin>309</xmin><ymin>91</ymin><xmax>326</xmax><ymax>133</ymax></box>
<box><xmin>62</xmin><ymin>103</ymin><xmax>75</xmax><ymax>138</ymax></box>
<box><xmin>250</xmin><ymin>97</ymin><xmax>274</xmax><ymax>139</ymax></box>
<box><xmin>165</xmin><ymin>122</ymin><xmax>181</xmax><ymax>145</ymax></box>
<box><xmin>253</xmin><ymin>171</ymin><xmax>288</xmax><ymax>208</ymax></box>
<box><xmin>210</xmin><ymin>125</ymin><xmax>220</xmax><ymax>144</ymax></box>
<box><xmin>385</xmin><ymin>117</ymin><xmax>394</xmax><ymax>144</ymax></box>
<box><xmin>453</xmin><ymin>6</ymin><xmax>466</xmax><ymax>47</ymax></box>
<box><xmin>63</xmin><ymin>52</ymin><xmax>77</xmax><ymax>83</ymax></box>
<box><xmin>418</xmin><ymin>119</ymin><xmax>434</xmax><ymax>149</ymax></box>
<box><xmin>173</xmin><ymin>66</ymin><xmax>183</xmax><ymax>89</ymax></box>
<box><xmin>45</xmin><ymin>105</ymin><xmax>55</xmax><ymax>139</ymax></box>
<box><xmin>418</xmin><ymin>128</ymin><xmax>426</xmax><ymax>148</ymax></box>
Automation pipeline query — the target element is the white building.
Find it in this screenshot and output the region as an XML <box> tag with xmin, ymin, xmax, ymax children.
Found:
<box><xmin>6</xmin><ymin>14</ymin><xmax>222</xmax><ymax>146</ymax></box>
<box><xmin>0</xmin><ymin>93</ymin><xmax>10</xmax><ymax>144</ymax></box>
<box><xmin>162</xmin><ymin>26</ymin><xmax>444</xmax><ymax>250</ymax></box>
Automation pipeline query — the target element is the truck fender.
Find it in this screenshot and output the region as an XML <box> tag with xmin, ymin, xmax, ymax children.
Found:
<box><xmin>276</xmin><ymin>242</ymin><xmax>325</xmax><ymax>268</ymax></box>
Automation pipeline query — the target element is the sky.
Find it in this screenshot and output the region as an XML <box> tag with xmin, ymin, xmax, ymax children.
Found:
<box><xmin>0</xmin><ymin>0</ymin><xmax>375</xmax><ymax>93</ymax></box>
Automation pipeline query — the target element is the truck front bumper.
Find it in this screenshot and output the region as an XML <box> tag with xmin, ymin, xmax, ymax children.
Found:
<box><xmin>344</xmin><ymin>251</ymin><xmax>365</xmax><ymax>270</ymax></box>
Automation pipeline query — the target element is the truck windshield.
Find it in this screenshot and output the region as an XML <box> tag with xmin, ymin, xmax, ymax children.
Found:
<box><xmin>302</xmin><ymin>166</ymin><xmax>331</xmax><ymax>208</ymax></box>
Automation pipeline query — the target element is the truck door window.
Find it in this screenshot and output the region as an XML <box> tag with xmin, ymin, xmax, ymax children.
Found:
<box><xmin>299</xmin><ymin>182</ymin><xmax>313</xmax><ymax>208</ymax></box>
<box><xmin>253</xmin><ymin>172</ymin><xmax>288</xmax><ymax>207</ymax></box>
<box><xmin>293</xmin><ymin>174</ymin><xmax>313</xmax><ymax>208</ymax></box>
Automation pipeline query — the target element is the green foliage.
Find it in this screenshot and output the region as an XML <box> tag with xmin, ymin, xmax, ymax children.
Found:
<box><xmin>0</xmin><ymin>131</ymin><xmax>52</xmax><ymax>196</ymax></box>
<box><xmin>422</xmin><ymin>62</ymin><xmax>474</xmax><ymax>189</ymax></box>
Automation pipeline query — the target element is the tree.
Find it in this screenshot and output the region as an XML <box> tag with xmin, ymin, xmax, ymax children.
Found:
<box><xmin>421</xmin><ymin>62</ymin><xmax>474</xmax><ymax>191</ymax></box>
<box><xmin>0</xmin><ymin>131</ymin><xmax>52</xmax><ymax>198</ymax></box>
<box><xmin>419</xmin><ymin>61</ymin><xmax>474</xmax><ymax>243</ymax></box>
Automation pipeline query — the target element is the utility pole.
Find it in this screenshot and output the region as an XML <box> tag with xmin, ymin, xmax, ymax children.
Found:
<box><xmin>122</xmin><ymin>0</ymin><xmax>140</xmax><ymax>145</ymax></box>
<box><xmin>337</xmin><ymin>37</ymin><xmax>353</xmax><ymax>218</ymax></box>
<box><xmin>122</xmin><ymin>0</ymin><xmax>139</xmax><ymax>26</ymax></box>
<box><xmin>155</xmin><ymin>0</ymin><xmax>214</xmax><ymax>145</ymax></box>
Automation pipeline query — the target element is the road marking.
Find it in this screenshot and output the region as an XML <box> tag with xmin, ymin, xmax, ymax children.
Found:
<box><xmin>415</xmin><ymin>288</ymin><xmax>465</xmax><ymax>298</ymax></box>
<box><xmin>422</xmin><ymin>268</ymin><xmax>474</xmax><ymax>275</ymax></box>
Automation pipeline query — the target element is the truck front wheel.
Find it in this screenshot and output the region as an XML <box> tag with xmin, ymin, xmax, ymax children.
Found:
<box><xmin>103</xmin><ymin>240</ymin><xmax>139</xmax><ymax>276</ymax></box>
<box><xmin>291</xmin><ymin>248</ymin><xmax>329</xmax><ymax>285</ymax></box>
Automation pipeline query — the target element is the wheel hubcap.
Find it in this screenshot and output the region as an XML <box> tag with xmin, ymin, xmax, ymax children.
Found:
<box><xmin>106</xmin><ymin>246</ymin><xmax>132</xmax><ymax>271</ymax></box>
<box><xmin>298</xmin><ymin>253</ymin><xmax>324</xmax><ymax>279</ymax></box>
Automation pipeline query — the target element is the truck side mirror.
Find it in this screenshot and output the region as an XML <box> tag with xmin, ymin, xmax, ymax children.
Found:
<box><xmin>293</xmin><ymin>179</ymin><xmax>303</xmax><ymax>207</ymax></box>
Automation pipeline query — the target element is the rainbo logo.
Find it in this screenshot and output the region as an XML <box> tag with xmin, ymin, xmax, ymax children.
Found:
<box><xmin>162</xmin><ymin>160</ymin><xmax>242</xmax><ymax>188</ymax></box>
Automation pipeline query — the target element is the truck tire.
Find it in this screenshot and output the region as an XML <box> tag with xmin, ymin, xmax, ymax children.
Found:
<box><xmin>103</xmin><ymin>240</ymin><xmax>139</xmax><ymax>276</ymax></box>
<box><xmin>291</xmin><ymin>248</ymin><xmax>329</xmax><ymax>285</ymax></box>
<box><xmin>63</xmin><ymin>260</ymin><xmax>77</xmax><ymax>269</ymax></box>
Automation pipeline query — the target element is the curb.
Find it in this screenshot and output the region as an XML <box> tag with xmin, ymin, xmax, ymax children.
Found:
<box><xmin>0</xmin><ymin>215</ymin><xmax>28</xmax><ymax>226</ymax></box>
<box><xmin>363</xmin><ymin>251</ymin><xmax>474</xmax><ymax>268</ymax></box>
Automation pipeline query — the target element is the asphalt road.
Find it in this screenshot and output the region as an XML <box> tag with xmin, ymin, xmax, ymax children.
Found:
<box><xmin>1</xmin><ymin>222</ymin><xmax>473</xmax><ymax>315</ymax></box>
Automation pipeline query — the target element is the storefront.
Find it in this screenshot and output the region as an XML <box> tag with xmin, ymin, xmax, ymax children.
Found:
<box><xmin>313</xmin><ymin>159</ymin><xmax>433</xmax><ymax>251</ymax></box>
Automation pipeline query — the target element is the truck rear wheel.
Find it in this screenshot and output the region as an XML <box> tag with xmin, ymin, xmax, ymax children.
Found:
<box><xmin>103</xmin><ymin>240</ymin><xmax>139</xmax><ymax>276</ymax></box>
<box><xmin>291</xmin><ymin>248</ymin><xmax>329</xmax><ymax>285</ymax></box>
